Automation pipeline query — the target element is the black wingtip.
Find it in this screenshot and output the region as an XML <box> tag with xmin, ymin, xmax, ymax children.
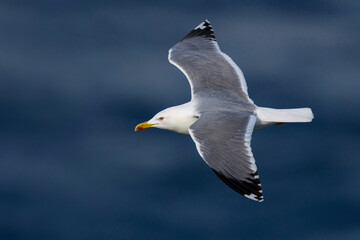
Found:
<box><xmin>212</xmin><ymin>169</ymin><xmax>264</xmax><ymax>202</ymax></box>
<box><xmin>181</xmin><ymin>20</ymin><xmax>216</xmax><ymax>42</ymax></box>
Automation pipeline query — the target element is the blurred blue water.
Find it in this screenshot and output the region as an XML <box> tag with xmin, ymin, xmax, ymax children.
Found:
<box><xmin>1</xmin><ymin>1</ymin><xmax>360</xmax><ymax>239</ymax></box>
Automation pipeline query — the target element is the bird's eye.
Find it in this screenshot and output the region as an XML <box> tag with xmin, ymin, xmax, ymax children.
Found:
<box><xmin>158</xmin><ymin>117</ymin><xmax>164</xmax><ymax>120</ymax></box>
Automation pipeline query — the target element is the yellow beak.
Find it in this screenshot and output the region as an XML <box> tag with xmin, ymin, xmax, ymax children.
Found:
<box><xmin>135</xmin><ymin>121</ymin><xmax>154</xmax><ymax>132</ymax></box>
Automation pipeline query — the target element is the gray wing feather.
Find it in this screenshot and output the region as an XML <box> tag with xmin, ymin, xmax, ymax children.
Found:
<box><xmin>168</xmin><ymin>20</ymin><xmax>253</xmax><ymax>103</ymax></box>
<box><xmin>189</xmin><ymin>111</ymin><xmax>263</xmax><ymax>202</ymax></box>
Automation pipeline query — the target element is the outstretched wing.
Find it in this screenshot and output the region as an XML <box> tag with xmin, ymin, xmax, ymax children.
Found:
<box><xmin>168</xmin><ymin>20</ymin><xmax>253</xmax><ymax>103</ymax></box>
<box><xmin>189</xmin><ymin>111</ymin><xmax>263</xmax><ymax>202</ymax></box>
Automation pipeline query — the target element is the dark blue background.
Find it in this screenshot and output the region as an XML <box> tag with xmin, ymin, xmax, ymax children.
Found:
<box><xmin>1</xmin><ymin>1</ymin><xmax>359</xmax><ymax>239</ymax></box>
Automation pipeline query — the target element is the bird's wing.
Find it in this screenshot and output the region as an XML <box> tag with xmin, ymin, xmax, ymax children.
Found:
<box><xmin>168</xmin><ymin>20</ymin><xmax>253</xmax><ymax>103</ymax></box>
<box><xmin>189</xmin><ymin>111</ymin><xmax>263</xmax><ymax>202</ymax></box>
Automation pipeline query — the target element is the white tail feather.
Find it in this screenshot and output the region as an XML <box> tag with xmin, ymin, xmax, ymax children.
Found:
<box><xmin>255</xmin><ymin>107</ymin><xmax>314</xmax><ymax>129</ymax></box>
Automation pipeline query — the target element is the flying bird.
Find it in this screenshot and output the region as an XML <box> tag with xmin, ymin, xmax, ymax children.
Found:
<box><xmin>135</xmin><ymin>20</ymin><xmax>313</xmax><ymax>202</ymax></box>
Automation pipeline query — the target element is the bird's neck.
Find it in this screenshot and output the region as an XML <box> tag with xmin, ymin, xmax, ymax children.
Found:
<box><xmin>165</xmin><ymin>102</ymin><xmax>198</xmax><ymax>135</ymax></box>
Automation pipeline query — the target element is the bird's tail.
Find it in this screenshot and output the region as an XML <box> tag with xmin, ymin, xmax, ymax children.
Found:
<box><xmin>255</xmin><ymin>107</ymin><xmax>314</xmax><ymax>129</ymax></box>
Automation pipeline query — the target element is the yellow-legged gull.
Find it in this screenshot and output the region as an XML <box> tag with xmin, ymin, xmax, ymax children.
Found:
<box><xmin>135</xmin><ymin>20</ymin><xmax>314</xmax><ymax>202</ymax></box>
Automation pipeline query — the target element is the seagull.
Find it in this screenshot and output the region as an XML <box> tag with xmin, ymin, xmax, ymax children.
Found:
<box><xmin>135</xmin><ymin>20</ymin><xmax>313</xmax><ymax>202</ymax></box>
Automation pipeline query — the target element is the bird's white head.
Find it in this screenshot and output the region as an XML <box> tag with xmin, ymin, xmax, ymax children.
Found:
<box><xmin>135</xmin><ymin>103</ymin><xmax>198</xmax><ymax>134</ymax></box>
<box><xmin>135</xmin><ymin>108</ymin><xmax>170</xmax><ymax>131</ymax></box>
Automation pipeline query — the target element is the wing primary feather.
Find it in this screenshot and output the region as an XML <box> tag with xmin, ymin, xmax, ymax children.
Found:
<box><xmin>181</xmin><ymin>20</ymin><xmax>216</xmax><ymax>42</ymax></box>
<box><xmin>212</xmin><ymin>169</ymin><xmax>264</xmax><ymax>202</ymax></box>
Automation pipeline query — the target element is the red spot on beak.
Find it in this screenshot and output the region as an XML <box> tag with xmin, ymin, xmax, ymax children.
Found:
<box><xmin>135</xmin><ymin>121</ymin><xmax>153</xmax><ymax>132</ymax></box>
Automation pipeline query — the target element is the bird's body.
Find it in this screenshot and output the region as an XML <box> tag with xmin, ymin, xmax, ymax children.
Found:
<box><xmin>136</xmin><ymin>20</ymin><xmax>313</xmax><ymax>202</ymax></box>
